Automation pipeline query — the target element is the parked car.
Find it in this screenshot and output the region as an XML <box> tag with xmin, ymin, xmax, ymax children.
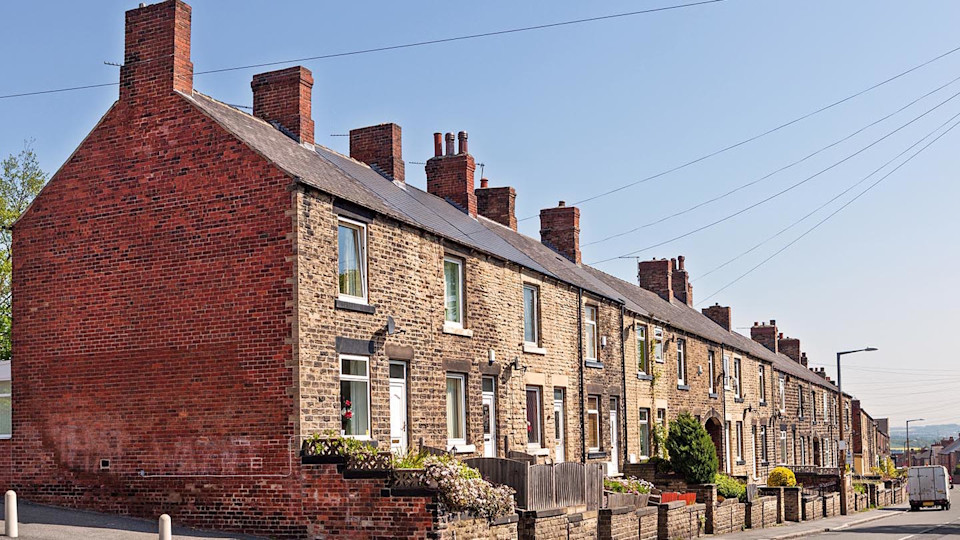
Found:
<box><xmin>908</xmin><ymin>466</ymin><xmax>951</xmax><ymax>511</ymax></box>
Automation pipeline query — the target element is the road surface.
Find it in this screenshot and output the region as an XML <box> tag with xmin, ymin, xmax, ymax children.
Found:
<box><xmin>812</xmin><ymin>503</ymin><xmax>960</xmax><ymax>539</ymax></box>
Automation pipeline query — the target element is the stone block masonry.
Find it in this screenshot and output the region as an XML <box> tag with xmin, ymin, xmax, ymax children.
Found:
<box><xmin>782</xmin><ymin>487</ymin><xmax>802</xmax><ymax>522</ymax></box>
<box><xmin>712</xmin><ymin>498</ymin><xmax>745</xmax><ymax>535</ymax></box>
<box><xmin>758</xmin><ymin>487</ymin><xmax>785</xmax><ymax>524</ymax></box>
<box><xmin>435</xmin><ymin>514</ymin><xmax>519</xmax><ymax>540</ymax></box>
<box><xmin>802</xmin><ymin>496</ymin><xmax>823</xmax><ymax>521</ymax></box>
<box><xmin>657</xmin><ymin>502</ymin><xmax>705</xmax><ymax>540</ymax></box>
<box><xmin>746</xmin><ymin>495</ymin><xmax>778</xmax><ymax>529</ymax></box>
<box><xmin>638</xmin><ymin>506</ymin><xmax>659</xmax><ymax>540</ymax></box>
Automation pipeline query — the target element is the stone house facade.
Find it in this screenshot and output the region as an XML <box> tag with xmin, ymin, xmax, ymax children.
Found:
<box><xmin>3</xmin><ymin>0</ymin><xmax>887</xmax><ymax>535</ymax></box>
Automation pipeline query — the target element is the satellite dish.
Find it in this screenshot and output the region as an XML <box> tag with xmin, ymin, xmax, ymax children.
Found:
<box><xmin>387</xmin><ymin>316</ymin><xmax>396</xmax><ymax>335</ymax></box>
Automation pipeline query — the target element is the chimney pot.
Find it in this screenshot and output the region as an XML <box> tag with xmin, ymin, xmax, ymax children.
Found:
<box><xmin>770</xmin><ymin>319</ymin><xmax>776</xmax><ymax>325</ymax></box>
<box><xmin>480</xmin><ymin>177</ymin><xmax>489</xmax><ymax>188</ymax></box>
<box><xmin>678</xmin><ymin>255</ymin><xmax>685</xmax><ymax>271</ymax></box>
<box><xmin>458</xmin><ymin>131</ymin><xmax>468</xmax><ymax>154</ymax></box>
<box><xmin>558</xmin><ymin>201</ymin><xmax>566</xmax><ymax>207</ymax></box>
<box><xmin>433</xmin><ymin>133</ymin><xmax>443</xmax><ymax>157</ymax></box>
<box><xmin>445</xmin><ymin>133</ymin><xmax>455</xmax><ymax>156</ymax></box>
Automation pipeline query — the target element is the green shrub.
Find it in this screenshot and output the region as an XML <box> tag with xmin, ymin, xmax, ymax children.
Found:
<box><xmin>646</xmin><ymin>455</ymin><xmax>673</xmax><ymax>473</ymax></box>
<box><xmin>391</xmin><ymin>449</ymin><xmax>428</xmax><ymax>469</ymax></box>
<box><xmin>954</xmin><ymin>464</ymin><xmax>960</xmax><ymax>476</ymax></box>
<box><xmin>767</xmin><ymin>466</ymin><xmax>797</xmax><ymax>487</ymax></box>
<box><xmin>666</xmin><ymin>412</ymin><xmax>719</xmax><ymax>485</ymax></box>
<box><xmin>714</xmin><ymin>473</ymin><xmax>746</xmax><ymax>502</ymax></box>
<box><xmin>853</xmin><ymin>483</ymin><xmax>867</xmax><ymax>494</ymax></box>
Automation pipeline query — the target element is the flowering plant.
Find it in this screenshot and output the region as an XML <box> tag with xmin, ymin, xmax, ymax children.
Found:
<box><xmin>341</xmin><ymin>398</ymin><xmax>353</xmax><ymax>430</ymax></box>
<box><xmin>604</xmin><ymin>476</ymin><xmax>654</xmax><ymax>495</ymax></box>
<box><xmin>418</xmin><ymin>455</ymin><xmax>515</xmax><ymax>519</ymax></box>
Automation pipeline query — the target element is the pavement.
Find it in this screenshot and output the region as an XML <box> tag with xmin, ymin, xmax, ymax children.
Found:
<box><xmin>713</xmin><ymin>504</ymin><xmax>910</xmax><ymax>540</ymax></box>
<box><xmin>0</xmin><ymin>500</ymin><xmax>265</xmax><ymax>540</ymax></box>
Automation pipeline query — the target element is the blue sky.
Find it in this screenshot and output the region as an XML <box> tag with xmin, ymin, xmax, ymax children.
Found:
<box><xmin>2</xmin><ymin>0</ymin><xmax>959</xmax><ymax>427</ymax></box>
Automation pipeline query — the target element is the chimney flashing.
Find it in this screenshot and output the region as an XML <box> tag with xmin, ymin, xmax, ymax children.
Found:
<box><xmin>251</xmin><ymin>66</ymin><xmax>315</xmax><ymax>145</ymax></box>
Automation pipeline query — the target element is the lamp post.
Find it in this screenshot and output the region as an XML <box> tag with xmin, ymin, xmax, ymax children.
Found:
<box><xmin>836</xmin><ymin>347</ymin><xmax>877</xmax><ymax>515</ymax></box>
<box><xmin>906</xmin><ymin>418</ymin><xmax>924</xmax><ymax>467</ymax></box>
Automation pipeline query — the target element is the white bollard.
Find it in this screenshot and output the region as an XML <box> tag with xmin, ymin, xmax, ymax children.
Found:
<box><xmin>5</xmin><ymin>490</ymin><xmax>17</xmax><ymax>538</ymax></box>
<box><xmin>158</xmin><ymin>513</ymin><xmax>171</xmax><ymax>540</ymax></box>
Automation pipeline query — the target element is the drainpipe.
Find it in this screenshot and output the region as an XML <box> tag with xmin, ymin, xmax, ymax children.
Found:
<box><xmin>578</xmin><ymin>287</ymin><xmax>586</xmax><ymax>464</ymax></box>
<box><xmin>720</xmin><ymin>344</ymin><xmax>728</xmax><ymax>474</ymax></box>
<box><xmin>620</xmin><ymin>304</ymin><xmax>627</xmax><ymax>470</ymax></box>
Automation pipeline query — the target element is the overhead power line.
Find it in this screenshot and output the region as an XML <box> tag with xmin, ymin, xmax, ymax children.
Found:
<box><xmin>583</xmin><ymin>72</ymin><xmax>960</xmax><ymax>248</ymax></box>
<box><xmin>589</xmin><ymin>86</ymin><xmax>960</xmax><ymax>265</ymax></box>
<box><xmin>0</xmin><ymin>1</ymin><xmax>726</xmax><ymax>101</ymax></box>
<box><xmin>694</xmin><ymin>112</ymin><xmax>960</xmax><ymax>305</ymax></box>
<box><xmin>517</xmin><ymin>43</ymin><xmax>960</xmax><ymax>222</ymax></box>
<box><xmin>694</xmin><ymin>99</ymin><xmax>960</xmax><ymax>282</ymax></box>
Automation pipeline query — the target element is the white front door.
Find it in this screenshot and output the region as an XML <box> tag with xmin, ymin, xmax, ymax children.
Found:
<box><xmin>609</xmin><ymin>397</ymin><xmax>619</xmax><ymax>475</ymax></box>
<box><xmin>389</xmin><ymin>362</ymin><xmax>407</xmax><ymax>454</ymax></box>
<box><xmin>482</xmin><ymin>376</ymin><xmax>497</xmax><ymax>457</ymax></box>
<box><xmin>553</xmin><ymin>389</ymin><xmax>566</xmax><ymax>462</ymax></box>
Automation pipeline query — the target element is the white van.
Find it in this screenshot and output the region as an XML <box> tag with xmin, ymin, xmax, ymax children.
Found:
<box><xmin>908</xmin><ymin>466</ymin><xmax>951</xmax><ymax>511</ymax></box>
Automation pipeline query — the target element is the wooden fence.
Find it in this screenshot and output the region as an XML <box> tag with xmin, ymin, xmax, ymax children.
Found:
<box><xmin>464</xmin><ymin>457</ymin><xmax>603</xmax><ymax>511</ymax></box>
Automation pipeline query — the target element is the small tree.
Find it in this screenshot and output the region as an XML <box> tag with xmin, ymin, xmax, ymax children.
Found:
<box><xmin>666</xmin><ymin>412</ymin><xmax>718</xmax><ymax>485</ymax></box>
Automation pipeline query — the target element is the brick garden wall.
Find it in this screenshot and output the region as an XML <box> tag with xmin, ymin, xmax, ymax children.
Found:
<box><xmin>657</xmin><ymin>502</ymin><xmax>705</xmax><ymax>540</ymax></box>
<box><xmin>746</xmin><ymin>495</ymin><xmax>778</xmax><ymax>529</ymax></box>
<box><xmin>712</xmin><ymin>498</ymin><xmax>745</xmax><ymax>535</ymax></box>
<box><xmin>802</xmin><ymin>496</ymin><xmax>823</xmax><ymax>521</ymax></box>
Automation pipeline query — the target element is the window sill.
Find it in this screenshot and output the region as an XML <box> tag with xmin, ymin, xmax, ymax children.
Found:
<box><xmin>585</xmin><ymin>360</ymin><xmax>604</xmax><ymax>369</ymax></box>
<box><xmin>734</xmin><ymin>397</ymin><xmax>744</xmax><ymax>404</ymax></box>
<box><xmin>709</xmin><ymin>392</ymin><xmax>719</xmax><ymax>399</ymax></box>
<box><xmin>759</xmin><ymin>401</ymin><xmax>767</xmax><ymax>407</ymax></box>
<box><xmin>587</xmin><ymin>451</ymin><xmax>608</xmax><ymax>460</ymax></box>
<box><xmin>442</xmin><ymin>324</ymin><xmax>474</xmax><ymax>338</ymax></box>
<box><xmin>0</xmin><ymin>435</ymin><xmax>10</xmax><ymax>440</ymax></box>
<box><xmin>335</xmin><ymin>299</ymin><xmax>376</xmax><ymax>314</ymax></box>
<box><xmin>736</xmin><ymin>460</ymin><xmax>746</xmax><ymax>466</ymax></box>
<box><xmin>637</xmin><ymin>373</ymin><xmax>653</xmax><ymax>381</ymax></box>
<box><xmin>655</xmin><ymin>359</ymin><xmax>665</xmax><ymax>364</ymax></box>
<box><xmin>677</xmin><ymin>384</ymin><xmax>690</xmax><ymax>391</ymax></box>
<box><xmin>446</xmin><ymin>443</ymin><xmax>476</xmax><ymax>454</ymax></box>
<box><xmin>760</xmin><ymin>461</ymin><xmax>770</xmax><ymax>467</ymax></box>
<box><xmin>527</xmin><ymin>446</ymin><xmax>551</xmax><ymax>457</ymax></box>
<box><xmin>523</xmin><ymin>343</ymin><xmax>547</xmax><ymax>355</ymax></box>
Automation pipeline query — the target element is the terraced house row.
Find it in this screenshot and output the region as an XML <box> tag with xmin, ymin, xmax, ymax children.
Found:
<box><xmin>1</xmin><ymin>1</ymin><xmax>889</xmax><ymax>537</ymax></box>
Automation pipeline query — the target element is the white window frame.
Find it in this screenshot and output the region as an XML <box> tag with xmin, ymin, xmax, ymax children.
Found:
<box><xmin>0</xmin><ymin>361</ymin><xmax>10</xmax><ymax>439</ymax></box>
<box><xmin>446</xmin><ymin>373</ymin><xmax>467</xmax><ymax>448</ymax></box>
<box><xmin>337</xmin><ymin>217</ymin><xmax>368</xmax><ymax>303</ymax></box>
<box><xmin>587</xmin><ymin>395</ymin><xmax>601</xmax><ymax>452</ymax></box>
<box><xmin>733</xmin><ymin>357</ymin><xmax>742</xmax><ymax>398</ymax></box>
<box><xmin>779</xmin><ymin>428</ymin><xmax>788</xmax><ymax>464</ymax></box>
<box><xmin>639</xmin><ymin>408</ymin><xmax>651</xmax><ymax>459</ymax></box>
<box><xmin>723</xmin><ymin>354</ymin><xmax>731</xmax><ymax>390</ymax></box>
<box><xmin>758</xmin><ymin>365</ymin><xmax>766</xmax><ymax>404</ymax></box>
<box><xmin>676</xmin><ymin>338</ymin><xmax>687</xmax><ymax>386</ymax></box>
<box><xmin>522</xmin><ymin>284</ymin><xmax>540</xmax><ymax>346</ymax></box>
<box><xmin>760</xmin><ymin>426</ymin><xmax>768</xmax><ymax>462</ymax></box>
<box><xmin>443</xmin><ymin>256</ymin><xmax>465</xmax><ymax>327</ymax></box>
<box><xmin>736</xmin><ymin>421</ymin><xmax>744</xmax><ymax>461</ymax></box>
<box><xmin>584</xmin><ymin>305</ymin><xmax>598</xmax><ymax>361</ymax></box>
<box><xmin>708</xmin><ymin>351</ymin><xmax>716</xmax><ymax>394</ymax></box>
<box><xmin>637</xmin><ymin>325</ymin><xmax>648</xmax><ymax>375</ymax></box>
<box><xmin>811</xmin><ymin>390</ymin><xmax>817</xmax><ymax>422</ymax></box>
<box><xmin>798</xmin><ymin>387</ymin><xmax>804</xmax><ymax>418</ymax></box>
<box><xmin>340</xmin><ymin>355</ymin><xmax>371</xmax><ymax>440</ymax></box>
<box><xmin>526</xmin><ymin>385</ymin><xmax>543</xmax><ymax>448</ymax></box>
<box><xmin>779</xmin><ymin>376</ymin><xmax>786</xmax><ymax>413</ymax></box>
<box><xmin>653</xmin><ymin>327</ymin><xmax>664</xmax><ymax>363</ymax></box>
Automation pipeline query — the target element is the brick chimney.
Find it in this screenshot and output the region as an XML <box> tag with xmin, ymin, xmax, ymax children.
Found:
<box><xmin>800</xmin><ymin>352</ymin><xmax>809</xmax><ymax>367</ymax></box>
<box><xmin>251</xmin><ymin>66</ymin><xmax>315</xmax><ymax>145</ymax></box>
<box><xmin>779</xmin><ymin>334</ymin><xmax>801</xmax><ymax>363</ymax></box>
<box><xmin>751</xmin><ymin>320</ymin><xmax>778</xmax><ymax>354</ymax></box>
<box><xmin>539</xmin><ymin>201</ymin><xmax>581</xmax><ymax>263</ymax></box>
<box><xmin>672</xmin><ymin>256</ymin><xmax>693</xmax><ymax>306</ymax></box>
<box><xmin>120</xmin><ymin>0</ymin><xmax>193</xmax><ymax>103</ymax></box>
<box><xmin>349</xmin><ymin>123</ymin><xmax>404</xmax><ymax>183</ymax></box>
<box><xmin>702</xmin><ymin>304</ymin><xmax>732</xmax><ymax>331</ymax></box>
<box><xmin>425</xmin><ymin>132</ymin><xmax>477</xmax><ymax>216</ymax></box>
<box><xmin>638</xmin><ymin>259</ymin><xmax>673</xmax><ymax>303</ymax></box>
<box><xmin>476</xmin><ymin>178</ymin><xmax>517</xmax><ymax>230</ymax></box>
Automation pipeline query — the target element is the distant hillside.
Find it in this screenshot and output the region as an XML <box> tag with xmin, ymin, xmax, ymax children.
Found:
<box><xmin>889</xmin><ymin>423</ymin><xmax>960</xmax><ymax>450</ymax></box>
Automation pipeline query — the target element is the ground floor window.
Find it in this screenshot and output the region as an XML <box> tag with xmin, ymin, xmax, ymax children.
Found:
<box><xmin>779</xmin><ymin>428</ymin><xmax>788</xmax><ymax>463</ymax></box>
<box><xmin>0</xmin><ymin>361</ymin><xmax>9</xmax><ymax>438</ymax></box>
<box><xmin>587</xmin><ymin>395</ymin><xmax>601</xmax><ymax>452</ymax></box>
<box><xmin>340</xmin><ymin>355</ymin><xmax>370</xmax><ymax>438</ymax></box>
<box><xmin>760</xmin><ymin>426</ymin><xmax>768</xmax><ymax>462</ymax></box>
<box><xmin>639</xmin><ymin>408</ymin><xmax>650</xmax><ymax>458</ymax></box>
<box><xmin>446</xmin><ymin>373</ymin><xmax>467</xmax><ymax>446</ymax></box>
<box><xmin>526</xmin><ymin>386</ymin><xmax>542</xmax><ymax>447</ymax></box>
<box><xmin>736</xmin><ymin>421</ymin><xmax>744</xmax><ymax>461</ymax></box>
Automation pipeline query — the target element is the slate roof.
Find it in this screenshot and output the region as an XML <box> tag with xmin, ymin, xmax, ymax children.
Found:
<box><xmin>185</xmin><ymin>90</ymin><xmax>837</xmax><ymax>392</ymax></box>
<box><xmin>941</xmin><ymin>438</ymin><xmax>960</xmax><ymax>454</ymax></box>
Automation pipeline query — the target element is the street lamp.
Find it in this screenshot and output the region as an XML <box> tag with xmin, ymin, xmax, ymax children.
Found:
<box><xmin>836</xmin><ymin>347</ymin><xmax>877</xmax><ymax>515</ymax></box>
<box><xmin>906</xmin><ymin>418</ymin><xmax>924</xmax><ymax>468</ymax></box>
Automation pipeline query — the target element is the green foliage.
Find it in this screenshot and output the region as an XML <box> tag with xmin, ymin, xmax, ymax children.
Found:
<box><xmin>646</xmin><ymin>455</ymin><xmax>673</xmax><ymax>473</ymax></box>
<box><xmin>666</xmin><ymin>412</ymin><xmax>719</xmax><ymax>485</ymax></box>
<box><xmin>391</xmin><ymin>449</ymin><xmax>428</xmax><ymax>469</ymax></box>
<box><xmin>304</xmin><ymin>430</ymin><xmax>379</xmax><ymax>465</ymax></box>
<box><xmin>714</xmin><ymin>473</ymin><xmax>746</xmax><ymax>502</ymax></box>
<box><xmin>653</xmin><ymin>423</ymin><xmax>669</xmax><ymax>459</ymax></box>
<box><xmin>604</xmin><ymin>476</ymin><xmax>654</xmax><ymax>495</ymax></box>
<box><xmin>853</xmin><ymin>483</ymin><xmax>867</xmax><ymax>494</ymax></box>
<box><xmin>767</xmin><ymin>466</ymin><xmax>797</xmax><ymax>487</ymax></box>
<box><xmin>954</xmin><ymin>463</ymin><xmax>960</xmax><ymax>476</ymax></box>
<box><xmin>0</xmin><ymin>142</ymin><xmax>48</xmax><ymax>361</ymax></box>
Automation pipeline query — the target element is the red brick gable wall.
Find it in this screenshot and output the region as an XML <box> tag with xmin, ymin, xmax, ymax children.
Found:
<box><xmin>10</xmin><ymin>91</ymin><xmax>299</xmax><ymax>531</ymax></box>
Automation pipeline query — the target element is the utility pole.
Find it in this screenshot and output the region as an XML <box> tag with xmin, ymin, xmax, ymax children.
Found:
<box><xmin>906</xmin><ymin>418</ymin><xmax>924</xmax><ymax>467</ymax></box>
<box><xmin>836</xmin><ymin>347</ymin><xmax>877</xmax><ymax>515</ymax></box>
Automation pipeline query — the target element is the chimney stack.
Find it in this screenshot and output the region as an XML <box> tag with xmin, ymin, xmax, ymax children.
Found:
<box><xmin>539</xmin><ymin>201</ymin><xmax>581</xmax><ymax>263</ymax></box>
<box><xmin>349</xmin><ymin>123</ymin><xmax>404</xmax><ymax>183</ymax></box>
<box><xmin>426</xmin><ymin>131</ymin><xmax>477</xmax><ymax>216</ymax></box>
<box><xmin>779</xmin><ymin>335</ymin><xmax>801</xmax><ymax>363</ymax></box>
<box><xmin>800</xmin><ymin>352</ymin><xmax>809</xmax><ymax>367</ymax></box>
<box><xmin>751</xmin><ymin>320</ymin><xmax>778</xmax><ymax>354</ymax></box>
<box><xmin>120</xmin><ymin>0</ymin><xmax>193</xmax><ymax>103</ymax></box>
<box><xmin>638</xmin><ymin>259</ymin><xmax>674</xmax><ymax>303</ymax></box>
<box><xmin>251</xmin><ymin>66</ymin><xmax>315</xmax><ymax>145</ymax></box>
<box><xmin>476</xmin><ymin>178</ymin><xmax>518</xmax><ymax>231</ymax></box>
<box><xmin>671</xmin><ymin>256</ymin><xmax>693</xmax><ymax>306</ymax></box>
<box><xmin>702</xmin><ymin>304</ymin><xmax>732</xmax><ymax>331</ymax></box>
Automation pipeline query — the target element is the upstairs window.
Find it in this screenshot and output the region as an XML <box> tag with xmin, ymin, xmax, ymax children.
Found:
<box><xmin>653</xmin><ymin>327</ymin><xmax>664</xmax><ymax>363</ymax></box>
<box><xmin>443</xmin><ymin>257</ymin><xmax>464</xmax><ymax>326</ymax></box>
<box><xmin>676</xmin><ymin>339</ymin><xmax>687</xmax><ymax>386</ymax></box>
<box><xmin>708</xmin><ymin>351</ymin><xmax>716</xmax><ymax>394</ymax></box>
<box><xmin>758</xmin><ymin>365</ymin><xmax>767</xmax><ymax>403</ymax></box>
<box><xmin>733</xmin><ymin>357</ymin><xmax>742</xmax><ymax>398</ymax></box>
<box><xmin>584</xmin><ymin>306</ymin><xmax>598</xmax><ymax>361</ymax></box>
<box><xmin>338</xmin><ymin>218</ymin><xmax>367</xmax><ymax>302</ymax></box>
<box><xmin>523</xmin><ymin>284</ymin><xmax>540</xmax><ymax>345</ymax></box>
<box><xmin>637</xmin><ymin>325</ymin><xmax>648</xmax><ymax>374</ymax></box>
<box><xmin>798</xmin><ymin>387</ymin><xmax>805</xmax><ymax>418</ymax></box>
<box><xmin>723</xmin><ymin>354</ymin><xmax>731</xmax><ymax>389</ymax></box>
